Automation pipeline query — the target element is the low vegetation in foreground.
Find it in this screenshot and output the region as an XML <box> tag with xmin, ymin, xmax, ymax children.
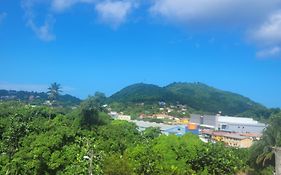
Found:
<box><xmin>0</xmin><ymin>96</ymin><xmax>280</xmax><ymax>175</ymax></box>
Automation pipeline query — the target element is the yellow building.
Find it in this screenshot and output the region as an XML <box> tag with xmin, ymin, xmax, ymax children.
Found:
<box><xmin>180</xmin><ymin>118</ymin><xmax>189</xmax><ymax>124</ymax></box>
<box><xmin>212</xmin><ymin>132</ymin><xmax>253</xmax><ymax>148</ymax></box>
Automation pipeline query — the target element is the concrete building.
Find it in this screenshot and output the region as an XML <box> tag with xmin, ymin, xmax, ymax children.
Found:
<box><xmin>117</xmin><ymin>115</ymin><xmax>131</xmax><ymax>121</ymax></box>
<box><xmin>218</xmin><ymin>116</ymin><xmax>266</xmax><ymax>133</ymax></box>
<box><xmin>109</xmin><ymin>111</ymin><xmax>118</xmax><ymax>119</ymax></box>
<box><xmin>131</xmin><ymin>120</ymin><xmax>172</xmax><ymax>132</ymax></box>
<box><xmin>163</xmin><ymin>125</ymin><xmax>187</xmax><ymax>136</ymax></box>
<box><xmin>190</xmin><ymin>114</ymin><xmax>219</xmax><ymax>129</ymax></box>
<box><xmin>109</xmin><ymin>112</ymin><xmax>131</xmax><ymax>121</ymax></box>
<box><xmin>212</xmin><ymin>131</ymin><xmax>253</xmax><ymax>148</ymax></box>
<box><xmin>131</xmin><ymin>120</ymin><xmax>199</xmax><ymax>136</ymax></box>
<box><xmin>190</xmin><ymin>114</ymin><xmax>266</xmax><ymax>133</ymax></box>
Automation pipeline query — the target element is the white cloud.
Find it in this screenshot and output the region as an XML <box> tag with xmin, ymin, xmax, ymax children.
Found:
<box><xmin>250</xmin><ymin>11</ymin><xmax>281</xmax><ymax>58</ymax></box>
<box><xmin>150</xmin><ymin>0</ymin><xmax>281</xmax><ymax>26</ymax></box>
<box><xmin>256</xmin><ymin>47</ymin><xmax>281</xmax><ymax>58</ymax></box>
<box><xmin>150</xmin><ymin>0</ymin><xmax>281</xmax><ymax>58</ymax></box>
<box><xmin>251</xmin><ymin>11</ymin><xmax>281</xmax><ymax>46</ymax></box>
<box><xmin>95</xmin><ymin>0</ymin><xmax>134</xmax><ymax>28</ymax></box>
<box><xmin>51</xmin><ymin>0</ymin><xmax>96</xmax><ymax>12</ymax></box>
<box><xmin>51</xmin><ymin>0</ymin><xmax>78</xmax><ymax>11</ymax></box>
<box><xmin>0</xmin><ymin>12</ymin><xmax>7</xmax><ymax>24</ymax></box>
<box><xmin>18</xmin><ymin>0</ymin><xmax>281</xmax><ymax>58</ymax></box>
<box><xmin>21</xmin><ymin>0</ymin><xmax>135</xmax><ymax>40</ymax></box>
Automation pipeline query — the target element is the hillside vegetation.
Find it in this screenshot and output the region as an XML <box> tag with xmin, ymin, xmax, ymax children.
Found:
<box><xmin>109</xmin><ymin>83</ymin><xmax>177</xmax><ymax>103</ymax></box>
<box><xmin>0</xmin><ymin>82</ymin><xmax>277</xmax><ymax>119</ymax></box>
<box><xmin>0</xmin><ymin>89</ymin><xmax>81</xmax><ymax>107</ymax></box>
<box><xmin>109</xmin><ymin>82</ymin><xmax>271</xmax><ymax>118</ymax></box>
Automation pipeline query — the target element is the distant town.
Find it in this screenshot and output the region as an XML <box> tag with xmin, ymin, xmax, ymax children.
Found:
<box><xmin>107</xmin><ymin>101</ymin><xmax>266</xmax><ymax>149</ymax></box>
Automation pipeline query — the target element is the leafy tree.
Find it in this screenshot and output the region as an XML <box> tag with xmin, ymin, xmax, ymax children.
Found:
<box><xmin>79</xmin><ymin>97</ymin><xmax>110</xmax><ymax>129</ymax></box>
<box><xmin>102</xmin><ymin>154</ymin><xmax>134</xmax><ymax>175</ymax></box>
<box><xmin>142</xmin><ymin>127</ymin><xmax>162</xmax><ymax>141</ymax></box>
<box><xmin>126</xmin><ymin>134</ymin><xmax>246</xmax><ymax>175</ymax></box>
<box><xmin>96</xmin><ymin>120</ymin><xmax>141</xmax><ymax>154</ymax></box>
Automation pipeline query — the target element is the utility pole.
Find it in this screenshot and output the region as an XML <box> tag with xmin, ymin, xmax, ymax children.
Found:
<box><xmin>84</xmin><ymin>149</ymin><xmax>94</xmax><ymax>175</ymax></box>
<box><xmin>274</xmin><ymin>147</ymin><xmax>281</xmax><ymax>175</ymax></box>
<box><xmin>88</xmin><ymin>149</ymin><xmax>93</xmax><ymax>175</ymax></box>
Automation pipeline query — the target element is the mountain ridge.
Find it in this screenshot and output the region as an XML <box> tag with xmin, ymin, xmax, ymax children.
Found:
<box><xmin>109</xmin><ymin>82</ymin><xmax>270</xmax><ymax>118</ymax></box>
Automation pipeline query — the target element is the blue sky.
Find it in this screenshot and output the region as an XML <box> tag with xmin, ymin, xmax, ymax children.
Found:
<box><xmin>1</xmin><ymin>0</ymin><xmax>281</xmax><ymax>107</ymax></box>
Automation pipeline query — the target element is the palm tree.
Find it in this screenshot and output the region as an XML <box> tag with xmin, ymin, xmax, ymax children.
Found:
<box><xmin>47</xmin><ymin>82</ymin><xmax>62</xmax><ymax>106</ymax></box>
<box><xmin>256</xmin><ymin>114</ymin><xmax>281</xmax><ymax>174</ymax></box>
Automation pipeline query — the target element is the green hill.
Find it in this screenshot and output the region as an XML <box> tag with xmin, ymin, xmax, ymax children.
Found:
<box><xmin>0</xmin><ymin>89</ymin><xmax>81</xmax><ymax>107</ymax></box>
<box><xmin>109</xmin><ymin>82</ymin><xmax>270</xmax><ymax>117</ymax></box>
<box><xmin>165</xmin><ymin>82</ymin><xmax>267</xmax><ymax>116</ymax></box>
<box><xmin>109</xmin><ymin>83</ymin><xmax>177</xmax><ymax>103</ymax></box>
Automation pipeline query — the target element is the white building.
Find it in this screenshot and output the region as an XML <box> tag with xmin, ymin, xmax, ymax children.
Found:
<box><xmin>117</xmin><ymin>115</ymin><xmax>131</xmax><ymax>121</ymax></box>
<box><xmin>190</xmin><ymin>114</ymin><xmax>266</xmax><ymax>133</ymax></box>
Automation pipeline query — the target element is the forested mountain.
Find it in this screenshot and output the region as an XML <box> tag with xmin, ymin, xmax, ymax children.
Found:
<box><xmin>109</xmin><ymin>82</ymin><xmax>271</xmax><ymax>118</ymax></box>
<box><xmin>109</xmin><ymin>83</ymin><xmax>177</xmax><ymax>103</ymax></box>
<box><xmin>0</xmin><ymin>89</ymin><xmax>81</xmax><ymax>107</ymax></box>
<box><xmin>165</xmin><ymin>82</ymin><xmax>268</xmax><ymax>116</ymax></box>
<box><xmin>0</xmin><ymin>82</ymin><xmax>275</xmax><ymax>118</ymax></box>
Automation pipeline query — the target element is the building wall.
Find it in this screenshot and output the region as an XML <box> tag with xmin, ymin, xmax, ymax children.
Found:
<box><xmin>239</xmin><ymin>139</ymin><xmax>253</xmax><ymax>148</ymax></box>
<box><xmin>190</xmin><ymin>114</ymin><xmax>218</xmax><ymax>128</ymax></box>
<box><xmin>191</xmin><ymin>114</ymin><xmax>266</xmax><ymax>133</ymax></box>
<box><xmin>117</xmin><ymin>115</ymin><xmax>131</xmax><ymax>121</ymax></box>
<box><xmin>212</xmin><ymin>135</ymin><xmax>253</xmax><ymax>148</ymax></box>
<box><xmin>220</xmin><ymin>123</ymin><xmax>266</xmax><ymax>133</ymax></box>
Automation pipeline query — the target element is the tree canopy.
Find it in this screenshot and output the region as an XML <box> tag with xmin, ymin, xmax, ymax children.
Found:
<box><xmin>0</xmin><ymin>100</ymin><xmax>253</xmax><ymax>175</ymax></box>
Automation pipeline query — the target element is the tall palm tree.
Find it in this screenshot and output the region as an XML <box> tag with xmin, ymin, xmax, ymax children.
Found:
<box><xmin>47</xmin><ymin>82</ymin><xmax>62</xmax><ymax>105</ymax></box>
<box><xmin>256</xmin><ymin>114</ymin><xmax>281</xmax><ymax>174</ymax></box>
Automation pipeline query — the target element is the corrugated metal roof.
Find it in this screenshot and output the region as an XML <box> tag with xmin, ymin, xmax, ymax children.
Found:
<box><xmin>131</xmin><ymin>120</ymin><xmax>174</xmax><ymax>131</ymax></box>
<box><xmin>213</xmin><ymin>132</ymin><xmax>249</xmax><ymax>140</ymax></box>
<box><xmin>218</xmin><ymin>116</ymin><xmax>258</xmax><ymax>125</ymax></box>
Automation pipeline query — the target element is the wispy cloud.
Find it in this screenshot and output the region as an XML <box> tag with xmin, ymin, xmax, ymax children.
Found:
<box><xmin>150</xmin><ymin>0</ymin><xmax>281</xmax><ymax>58</ymax></box>
<box><xmin>150</xmin><ymin>0</ymin><xmax>281</xmax><ymax>26</ymax></box>
<box><xmin>51</xmin><ymin>0</ymin><xmax>96</xmax><ymax>12</ymax></box>
<box><xmin>251</xmin><ymin>12</ymin><xmax>281</xmax><ymax>45</ymax></box>
<box><xmin>18</xmin><ymin>0</ymin><xmax>281</xmax><ymax>58</ymax></box>
<box><xmin>256</xmin><ymin>47</ymin><xmax>281</xmax><ymax>58</ymax></box>
<box><xmin>21</xmin><ymin>0</ymin><xmax>136</xmax><ymax>40</ymax></box>
<box><xmin>22</xmin><ymin>0</ymin><xmax>56</xmax><ymax>41</ymax></box>
<box><xmin>95</xmin><ymin>0</ymin><xmax>135</xmax><ymax>28</ymax></box>
<box><xmin>0</xmin><ymin>12</ymin><xmax>7</xmax><ymax>24</ymax></box>
<box><xmin>27</xmin><ymin>15</ymin><xmax>56</xmax><ymax>41</ymax></box>
<box><xmin>249</xmin><ymin>11</ymin><xmax>281</xmax><ymax>58</ymax></box>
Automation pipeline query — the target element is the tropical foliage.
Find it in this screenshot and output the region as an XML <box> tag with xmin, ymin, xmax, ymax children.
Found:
<box><xmin>248</xmin><ymin>112</ymin><xmax>281</xmax><ymax>174</ymax></box>
<box><xmin>0</xmin><ymin>100</ymin><xmax>249</xmax><ymax>175</ymax></box>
